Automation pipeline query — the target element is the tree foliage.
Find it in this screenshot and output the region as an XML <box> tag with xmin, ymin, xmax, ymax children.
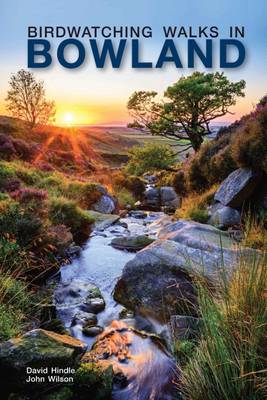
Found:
<box><xmin>5</xmin><ymin>69</ymin><xmax>56</xmax><ymax>128</ymax></box>
<box><xmin>125</xmin><ymin>143</ymin><xmax>175</xmax><ymax>175</ymax></box>
<box><xmin>127</xmin><ymin>72</ymin><xmax>245</xmax><ymax>152</ymax></box>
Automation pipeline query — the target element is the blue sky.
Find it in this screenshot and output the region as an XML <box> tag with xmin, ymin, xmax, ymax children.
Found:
<box><xmin>0</xmin><ymin>0</ymin><xmax>266</xmax><ymax>124</ymax></box>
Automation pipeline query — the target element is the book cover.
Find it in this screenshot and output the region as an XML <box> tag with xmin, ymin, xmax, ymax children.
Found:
<box><xmin>0</xmin><ymin>1</ymin><xmax>266</xmax><ymax>399</ymax></box>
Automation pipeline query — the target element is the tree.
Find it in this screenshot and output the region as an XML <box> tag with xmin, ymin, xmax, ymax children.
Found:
<box><xmin>127</xmin><ymin>72</ymin><xmax>245</xmax><ymax>152</ymax></box>
<box><xmin>125</xmin><ymin>143</ymin><xmax>175</xmax><ymax>175</ymax></box>
<box><xmin>5</xmin><ymin>69</ymin><xmax>56</xmax><ymax>128</ymax></box>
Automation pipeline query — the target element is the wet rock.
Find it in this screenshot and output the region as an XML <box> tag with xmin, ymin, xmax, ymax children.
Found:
<box><xmin>119</xmin><ymin>308</ymin><xmax>135</xmax><ymax>319</ymax></box>
<box><xmin>66</xmin><ymin>245</ymin><xmax>82</xmax><ymax>257</ymax></box>
<box><xmin>83</xmin><ymin>297</ymin><xmax>105</xmax><ymax>313</ymax></box>
<box><xmin>128</xmin><ymin>210</ymin><xmax>147</xmax><ymax>219</ymax></box>
<box><xmin>55</xmin><ymin>279</ymin><xmax>105</xmax><ymax>325</ymax></box>
<box><xmin>209</xmin><ymin>203</ymin><xmax>241</xmax><ymax>228</ymax></box>
<box><xmin>214</xmin><ymin>168</ymin><xmax>262</xmax><ymax>207</ymax></box>
<box><xmin>111</xmin><ymin>235</ymin><xmax>155</xmax><ymax>251</ymax></box>
<box><xmin>82</xmin><ymin>325</ymin><xmax>104</xmax><ymax>337</ymax></box>
<box><xmin>169</xmin><ymin>315</ymin><xmax>203</xmax><ymax>341</ymax></box>
<box><xmin>116</xmin><ymin>221</ymin><xmax>128</xmax><ymax>229</ymax></box>
<box><xmin>89</xmin><ymin>210</ymin><xmax>120</xmax><ymax>229</ymax></box>
<box><xmin>0</xmin><ymin>329</ymin><xmax>86</xmax><ymax>391</ymax></box>
<box><xmin>72</xmin><ymin>311</ymin><xmax>97</xmax><ymax>327</ymax></box>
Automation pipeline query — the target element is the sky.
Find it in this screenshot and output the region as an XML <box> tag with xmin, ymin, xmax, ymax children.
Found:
<box><xmin>0</xmin><ymin>0</ymin><xmax>266</xmax><ymax>125</ymax></box>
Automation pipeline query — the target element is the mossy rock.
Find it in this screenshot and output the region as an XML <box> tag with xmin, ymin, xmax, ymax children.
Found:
<box><xmin>0</xmin><ymin>329</ymin><xmax>86</xmax><ymax>391</ymax></box>
<box><xmin>111</xmin><ymin>235</ymin><xmax>155</xmax><ymax>251</ymax></box>
<box><xmin>74</xmin><ymin>362</ymin><xmax>113</xmax><ymax>400</ymax></box>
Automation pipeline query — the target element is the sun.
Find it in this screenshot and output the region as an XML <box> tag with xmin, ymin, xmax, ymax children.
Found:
<box><xmin>63</xmin><ymin>112</ymin><xmax>74</xmax><ymax>126</ymax></box>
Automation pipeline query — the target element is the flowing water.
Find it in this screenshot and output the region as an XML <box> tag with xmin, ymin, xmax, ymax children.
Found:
<box><xmin>55</xmin><ymin>211</ymin><xmax>179</xmax><ymax>400</ymax></box>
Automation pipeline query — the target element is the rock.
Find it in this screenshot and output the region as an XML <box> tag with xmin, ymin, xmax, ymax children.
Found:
<box><xmin>72</xmin><ymin>311</ymin><xmax>97</xmax><ymax>327</ymax></box>
<box><xmin>74</xmin><ymin>362</ymin><xmax>113</xmax><ymax>400</ymax></box>
<box><xmin>129</xmin><ymin>210</ymin><xmax>147</xmax><ymax>219</ymax></box>
<box><xmin>114</xmin><ymin>219</ymin><xmax>259</xmax><ymax>322</ymax></box>
<box><xmin>114</xmin><ymin>243</ymin><xmax>197</xmax><ymax>322</ymax></box>
<box><xmin>116</xmin><ymin>221</ymin><xmax>128</xmax><ymax>229</ymax></box>
<box><xmin>143</xmin><ymin>174</ymin><xmax>157</xmax><ymax>184</ymax></box>
<box><xmin>214</xmin><ymin>168</ymin><xmax>262</xmax><ymax>207</ymax></box>
<box><xmin>119</xmin><ymin>308</ymin><xmax>135</xmax><ymax>319</ymax></box>
<box><xmin>82</xmin><ymin>325</ymin><xmax>104</xmax><ymax>337</ymax></box>
<box><xmin>89</xmin><ymin>210</ymin><xmax>120</xmax><ymax>229</ymax></box>
<box><xmin>209</xmin><ymin>203</ymin><xmax>241</xmax><ymax>228</ymax></box>
<box><xmin>111</xmin><ymin>235</ymin><xmax>155</xmax><ymax>251</ymax></box>
<box><xmin>160</xmin><ymin>186</ymin><xmax>180</xmax><ymax>209</ymax></box>
<box><xmin>83</xmin><ymin>297</ymin><xmax>105</xmax><ymax>313</ymax></box>
<box><xmin>169</xmin><ymin>315</ymin><xmax>203</xmax><ymax>341</ymax></box>
<box><xmin>0</xmin><ymin>329</ymin><xmax>86</xmax><ymax>390</ymax></box>
<box><xmin>55</xmin><ymin>280</ymin><xmax>105</xmax><ymax>324</ymax></box>
<box><xmin>92</xmin><ymin>194</ymin><xmax>116</xmax><ymax>214</ymax></box>
<box><xmin>144</xmin><ymin>187</ymin><xmax>160</xmax><ymax>208</ymax></box>
<box><xmin>67</xmin><ymin>245</ymin><xmax>82</xmax><ymax>257</ymax></box>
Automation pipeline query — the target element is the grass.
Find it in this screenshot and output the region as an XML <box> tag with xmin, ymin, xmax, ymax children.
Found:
<box><xmin>242</xmin><ymin>211</ymin><xmax>267</xmax><ymax>251</ymax></box>
<box><xmin>179</xmin><ymin>254</ymin><xmax>267</xmax><ymax>400</ymax></box>
<box><xmin>175</xmin><ymin>185</ymin><xmax>218</xmax><ymax>223</ymax></box>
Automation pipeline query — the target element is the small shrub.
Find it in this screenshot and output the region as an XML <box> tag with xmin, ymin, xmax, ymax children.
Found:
<box><xmin>66</xmin><ymin>182</ymin><xmax>102</xmax><ymax>208</ymax></box>
<box><xmin>10</xmin><ymin>187</ymin><xmax>47</xmax><ymax>203</ymax></box>
<box><xmin>49</xmin><ymin>197</ymin><xmax>94</xmax><ymax>237</ymax></box>
<box><xmin>125</xmin><ymin>143</ymin><xmax>175</xmax><ymax>175</ymax></box>
<box><xmin>188</xmin><ymin>208</ymin><xmax>209</xmax><ymax>223</ymax></box>
<box><xmin>232</xmin><ymin>105</ymin><xmax>267</xmax><ymax>174</ymax></box>
<box><xmin>117</xmin><ymin>188</ymin><xmax>135</xmax><ymax>208</ymax></box>
<box><xmin>175</xmin><ymin>186</ymin><xmax>217</xmax><ymax>223</ymax></box>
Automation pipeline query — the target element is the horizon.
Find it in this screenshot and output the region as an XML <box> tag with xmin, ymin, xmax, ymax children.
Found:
<box><xmin>0</xmin><ymin>0</ymin><xmax>266</xmax><ymax>125</ymax></box>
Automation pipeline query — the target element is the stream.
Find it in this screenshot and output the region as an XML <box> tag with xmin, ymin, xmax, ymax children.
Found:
<box><xmin>54</xmin><ymin>211</ymin><xmax>179</xmax><ymax>400</ymax></box>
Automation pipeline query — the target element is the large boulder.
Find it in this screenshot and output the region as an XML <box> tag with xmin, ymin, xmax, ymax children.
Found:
<box><xmin>114</xmin><ymin>219</ymin><xmax>258</xmax><ymax>321</ymax></box>
<box><xmin>92</xmin><ymin>194</ymin><xmax>116</xmax><ymax>214</ymax></box>
<box><xmin>214</xmin><ymin>168</ymin><xmax>262</xmax><ymax>207</ymax></box>
<box><xmin>111</xmin><ymin>235</ymin><xmax>155</xmax><ymax>251</ymax></box>
<box><xmin>144</xmin><ymin>187</ymin><xmax>160</xmax><ymax>208</ymax></box>
<box><xmin>209</xmin><ymin>203</ymin><xmax>241</xmax><ymax>228</ymax></box>
<box><xmin>160</xmin><ymin>186</ymin><xmax>180</xmax><ymax>209</ymax></box>
<box><xmin>0</xmin><ymin>329</ymin><xmax>86</xmax><ymax>391</ymax></box>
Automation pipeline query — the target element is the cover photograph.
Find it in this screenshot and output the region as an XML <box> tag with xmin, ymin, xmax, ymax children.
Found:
<box><xmin>0</xmin><ymin>0</ymin><xmax>266</xmax><ymax>399</ymax></box>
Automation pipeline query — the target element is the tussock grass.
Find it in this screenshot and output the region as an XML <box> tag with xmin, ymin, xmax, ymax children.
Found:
<box><xmin>180</xmin><ymin>254</ymin><xmax>267</xmax><ymax>400</ymax></box>
<box><xmin>175</xmin><ymin>185</ymin><xmax>218</xmax><ymax>223</ymax></box>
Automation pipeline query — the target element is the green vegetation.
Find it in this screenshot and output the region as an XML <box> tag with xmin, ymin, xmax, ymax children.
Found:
<box><xmin>175</xmin><ymin>185</ymin><xmax>217</xmax><ymax>223</ymax></box>
<box><xmin>125</xmin><ymin>143</ymin><xmax>175</xmax><ymax>175</ymax></box>
<box><xmin>180</xmin><ymin>255</ymin><xmax>267</xmax><ymax>400</ymax></box>
<box><xmin>49</xmin><ymin>197</ymin><xmax>94</xmax><ymax>237</ymax></box>
<box><xmin>128</xmin><ymin>72</ymin><xmax>245</xmax><ymax>152</ymax></box>
<box><xmin>74</xmin><ymin>363</ymin><xmax>113</xmax><ymax>400</ymax></box>
<box><xmin>0</xmin><ymin>270</ymin><xmax>36</xmax><ymax>340</ymax></box>
<box><xmin>116</xmin><ymin>188</ymin><xmax>135</xmax><ymax>208</ymax></box>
